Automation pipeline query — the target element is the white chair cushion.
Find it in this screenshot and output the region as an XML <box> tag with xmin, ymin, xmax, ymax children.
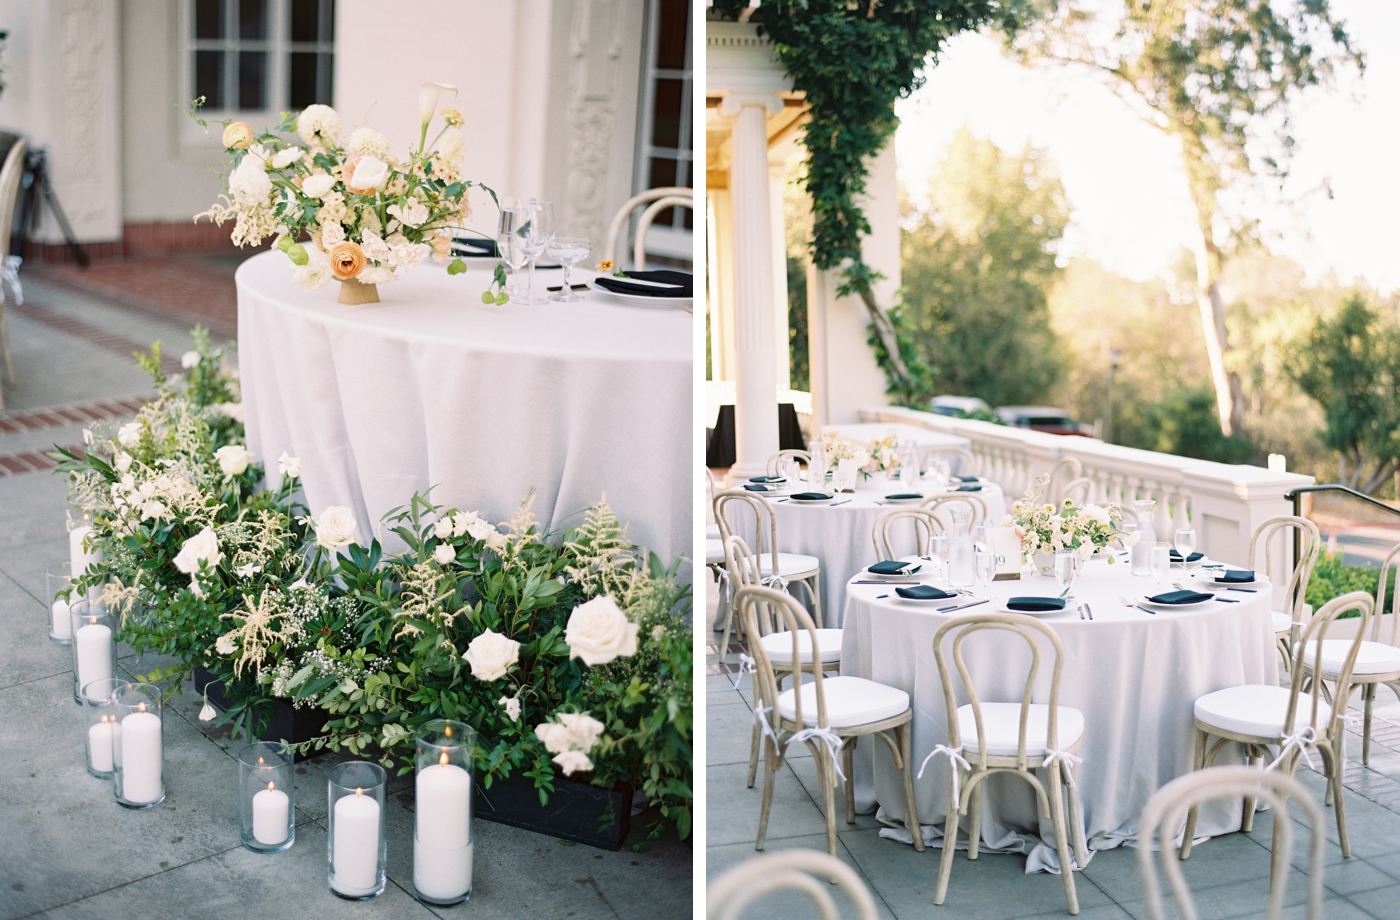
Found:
<box><xmin>760</xmin><ymin>552</ymin><xmax>820</xmax><ymax>578</ymax></box>
<box><xmin>776</xmin><ymin>676</ymin><xmax>909</xmax><ymax>728</ymax></box>
<box><xmin>705</xmin><ymin>538</ymin><xmax>725</xmax><ymax>564</ymax></box>
<box><xmin>1194</xmin><ymin>684</ymin><xmax>1331</xmax><ymax>738</ymax></box>
<box><xmin>955</xmin><ymin>703</ymin><xmax>1084</xmax><ymax>757</ymax></box>
<box><xmin>1301</xmin><ymin>639</ymin><xmax>1400</xmax><ymax>677</ymax></box>
<box><xmin>706</xmin><ymin>523</ymin><xmax>721</xmax><ymax>539</ymax></box>
<box><xmin>760</xmin><ymin>629</ymin><xmax>844</xmax><ymax>665</ymax></box>
<box><xmin>1272</xmin><ymin>611</ymin><xmax>1294</xmax><ymax>635</ymax></box>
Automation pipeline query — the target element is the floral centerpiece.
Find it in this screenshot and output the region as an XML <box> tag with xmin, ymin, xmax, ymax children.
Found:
<box><xmin>816</xmin><ymin>430</ymin><xmax>901</xmax><ymax>478</ymax></box>
<box><xmin>55</xmin><ymin>328</ymin><xmax>692</xmax><ymax>844</ymax></box>
<box><xmin>1004</xmin><ymin>475</ymin><xmax>1134</xmax><ymax>572</ymax></box>
<box><xmin>194</xmin><ymin>83</ymin><xmax>508</xmax><ymax>306</ymax></box>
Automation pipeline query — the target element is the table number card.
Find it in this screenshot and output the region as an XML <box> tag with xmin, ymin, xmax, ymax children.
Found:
<box><xmin>986</xmin><ymin>526</ymin><xmax>1023</xmax><ymax>580</ymax></box>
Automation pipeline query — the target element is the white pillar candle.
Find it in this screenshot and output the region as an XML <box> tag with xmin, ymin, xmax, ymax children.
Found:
<box><xmin>69</xmin><ymin>525</ymin><xmax>94</xmax><ymax>577</ymax></box>
<box><xmin>88</xmin><ymin>716</ymin><xmax>115</xmax><ymax>772</ymax></box>
<box><xmin>51</xmin><ymin>598</ymin><xmax>72</xmax><ymax>638</ymax></box>
<box><xmin>414</xmin><ymin>841</ymin><xmax>473</xmax><ymax>902</ymax></box>
<box><xmin>119</xmin><ymin>707</ymin><xmax>162</xmax><ymax>804</ymax></box>
<box><xmin>331</xmin><ymin>790</ymin><xmax>381</xmax><ymax>895</ymax></box>
<box><xmin>413</xmin><ymin>757</ymin><xmax>472</xmax><ymax>899</ymax></box>
<box><xmin>74</xmin><ymin>621</ymin><xmax>113</xmax><ymax>689</ymax></box>
<box><xmin>252</xmin><ymin>781</ymin><xmax>290</xmax><ymax>845</ymax></box>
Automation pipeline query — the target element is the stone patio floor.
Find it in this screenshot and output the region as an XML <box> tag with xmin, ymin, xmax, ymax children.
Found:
<box><xmin>0</xmin><ymin>264</ymin><xmax>690</xmax><ymax>920</ymax></box>
<box><xmin>704</xmin><ymin>572</ymin><xmax>1400</xmax><ymax>920</ymax></box>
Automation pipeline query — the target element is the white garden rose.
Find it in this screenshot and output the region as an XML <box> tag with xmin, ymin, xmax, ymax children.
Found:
<box><xmin>357</xmin><ymin>265</ymin><xmax>396</xmax><ymax>285</ymax></box>
<box><xmin>387</xmin><ymin>199</ymin><xmax>429</xmax><ymax>228</ymax></box>
<box><xmin>499</xmin><ymin>695</ymin><xmax>521</xmax><ymax>721</ymax></box>
<box><xmin>462</xmin><ymin>628</ymin><xmax>520</xmax><ymax>681</ymax></box>
<box><xmin>215</xmin><ymin>633</ymin><xmax>237</xmax><ymax>655</ymax></box>
<box><xmin>181</xmin><ymin>350</ymin><xmax>200</xmax><ymax>369</ymax></box>
<box><xmin>465</xmin><ymin>518</ymin><xmax>496</xmax><ymax>543</ymax></box>
<box><xmin>348</xmin><ymin>156</ymin><xmax>389</xmax><ymax>193</ymax></box>
<box><xmin>214</xmin><ymin>444</ymin><xmax>254</xmax><ymax>476</ymax></box>
<box><xmin>452</xmin><ymin>511</ymin><xmax>478</xmax><ymax>537</ymax></box>
<box><xmin>296</xmin><ymin>103</ymin><xmax>340</xmax><ymax>146</ymax></box>
<box><xmin>117</xmin><ymin>422</ymin><xmax>141</xmax><ymax>447</ymax></box>
<box><xmin>271</xmin><ymin>147</ymin><xmax>304</xmax><ymax>169</ymax></box>
<box><xmin>301</xmin><ymin>173</ymin><xmax>336</xmax><ymax>199</ymax></box>
<box><xmin>552</xmin><ymin>750</ymin><xmax>593</xmax><ymax>776</ymax></box>
<box><xmin>534</xmin><ymin>722</ymin><xmax>570</xmax><ymax>753</ymax></box>
<box><xmin>291</xmin><ymin>242</ymin><xmax>331</xmax><ymax>291</ymax></box>
<box><xmin>486</xmin><ymin>531</ymin><xmax>508</xmax><ymax>551</ymax></box>
<box><xmin>314</xmin><ymin>505</ymin><xmax>358</xmax><ymax>550</ymax></box>
<box><xmin>556</xmin><ymin>712</ymin><xmax>605</xmax><ymax>752</ymax></box>
<box><xmin>434</xmin><ymin>517</ymin><xmax>455</xmax><ymax>539</ymax></box>
<box><xmin>229</xmin><ymin>154</ymin><xmax>272</xmax><ymax>207</ymax></box>
<box><xmin>434</xmin><ymin>543</ymin><xmax>456</xmax><ymax>565</ymax></box>
<box><xmin>174</xmin><ymin>526</ymin><xmax>223</xmax><ymax>575</ymax></box>
<box><xmin>319</xmin><ymin>220</ymin><xmax>346</xmax><ymax>246</ymax></box>
<box><xmin>359</xmin><ymin>228</ymin><xmax>392</xmax><ymax>263</ymax></box>
<box><xmin>564</xmin><ymin>596</ymin><xmax>639</xmax><ymax>666</ymax></box>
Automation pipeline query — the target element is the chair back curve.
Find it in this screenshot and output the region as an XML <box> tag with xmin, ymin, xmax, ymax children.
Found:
<box><xmin>735</xmin><ymin>585</ymin><xmax>829</xmax><ymax>731</ymax></box>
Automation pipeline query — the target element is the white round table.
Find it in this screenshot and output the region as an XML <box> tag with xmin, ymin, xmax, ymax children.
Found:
<box><xmin>757</xmin><ymin>478</ymin><xmax>1006</xmax><ymax>628</ymax></box>
<box><xmin>236</xmin><ymin>250</ymin><xmax>691</xmax><ymax>564</ymax></box>
<box><xmin>839</xmin><ymin>560</ymin><xmax>1278</xmax><ymax>871</ymax></box>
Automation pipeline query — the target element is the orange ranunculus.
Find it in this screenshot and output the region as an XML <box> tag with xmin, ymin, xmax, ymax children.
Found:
<box><xmin>222</xmin><ymin>121</ymin><xmax>254</xmax><ymax>150</ymax></box>
<box><xmin>328</xmin><ymin>241</ymin><xmax>367</xmax><ymax>280</ymax></box>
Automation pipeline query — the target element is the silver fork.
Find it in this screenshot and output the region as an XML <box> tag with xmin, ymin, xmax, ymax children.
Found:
<box><xmin>1120</xmin><ymin>595</ymin><xmax>1155</xmax><ymax>615</ymax></box>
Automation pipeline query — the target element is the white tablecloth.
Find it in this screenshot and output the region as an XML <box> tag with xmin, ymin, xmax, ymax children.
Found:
<box><xmin>754</xmin><ymin>479</ymin><xmax>1006</xmax><ymax>628</ymax></box>
<box><xmin>822</xmin><ymin>423</ymin><xmax>972</xmax><ymax>473</ymax></box>
<box><xmin>840</xmin><ymin>560</ymin><xmax>1278</xmax><ymax>870</ymax></box>
<box><xmin>237</xmin><ymin>250</ymin><xmax>691</xmax><ymax>564</ymax></box>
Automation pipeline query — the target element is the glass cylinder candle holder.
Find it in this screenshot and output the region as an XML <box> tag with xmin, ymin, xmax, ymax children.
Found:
<box><xmin>80</xmin><ymin>677</ymin><xmax>124</xmax><ymax>779</ymax></box>
<box><xmin>239</xmin><ymin>741</ymin><xmax>296</xmax><ymax>853</ymax></box>
<box><xmin>412</xmin><ymin>719</ymin><xmax>475</xmax><ymax>906</ymax></box>
<box><xmin>327</xmin><ymin>761</ymin><xmax>386</xmax><ymax>900</ymax></box>
<box><xmin>46</xmin><ymin>568</ymin><xmax>74</xmax><ymax>644</ymax></box>
<box><xmin>70</xmin><ymin>600</ymin><xmax>116</xmax><ymax>705</ymax></box>
<box><xmin>67</xmin><ymin>512</ymin><xmax>103</xmax><ymax>603</ymax></box>
<box><xmin>112</xmin><ymin>682</ymin><xmax>164</xmax><ymax>809</ymax></box>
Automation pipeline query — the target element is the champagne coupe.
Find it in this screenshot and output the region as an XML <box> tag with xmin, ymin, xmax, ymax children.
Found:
<box><xmin>973</xmin><ymin>549</ymin><xmax>996</xmax><ymax>597</ymax></box>
<box><xmin>516</xmin><ymin>199</ymin><xmax>555</xmax><ymax>305</ymax></box>
<box><xmin>1150</xmin><ymin>542</ymin><xmax>1171</xmax><ymax>587</ymax></box>
<box><xmin>546</xmin><ymin>236</ymin><xmax>590</xmax><ymax>303</ymax></box>
<box><xmin>1174</xmin><ymin>528</ymin><xmax>1197</xmax><ymax>565</ymax></box>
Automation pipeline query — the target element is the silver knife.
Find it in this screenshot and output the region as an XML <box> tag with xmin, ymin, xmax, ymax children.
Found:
<box><xmin>937</xmin><ymin>599</ymin><xmax>989</xmax><ymax>613</ymax></box>
<box><xmin>1086</xmin><ymin>603</ymin><xmax>1093</xmax><ymax>621</ymax></box>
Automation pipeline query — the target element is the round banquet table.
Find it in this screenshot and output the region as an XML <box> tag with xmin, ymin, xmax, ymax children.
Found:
<box><xmin>756</xmin><ymin>478</ymin><xmax>1006</xmax><ymax>628</ymax></box>
<box><xmin>839</xmin><ymin>560</ymin><xmax>1278</xmax><ymax>871</ymax></box>
<box><xmin>236</xmin><ymin>250</ymin><xmax>691</xmax><ymax>564</ymax></box>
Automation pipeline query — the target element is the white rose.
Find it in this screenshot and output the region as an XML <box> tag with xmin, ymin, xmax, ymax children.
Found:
<box><xmin>357</xmin><ymin>265</ymin><xmax>396</xmax><ymax>284</ymax></box>
<box><xmin>1076</xmin><ymin>542</ymin><xmax>1095</xmax><ymax>559</ymax></box>
<box><xmin>319</xmin><ymin>220</ymin><xmax>345</xmax><ymax>246</ymax></box>
<box><xmin>359</xmin><ymin>228</ymin><xmax>392</xmax><ymax>263</ymax></box>
<box><xmin>465</xmin><ymin>518</ymin><xmax>496</xmax><ymax>543</ymax></box>
<box><xmin>229</xmin><ymin>155</ymin><xmax>272</xmax><ymax>207</ymax></box>
<box><xmin>214</xmin><ymin>444</ymin><xmax>254</xmax><ymax>476</ymax></box>
<box><xmin>499</xmin><ymin>695</ymin><xmax>521</xmax><ymax>721</ymax></box>
<box><xmin>115</xmin><ymin>452</ymin><xmax>132</xmax><ymax>473</ymax></box>
<box><xmin>462</xmin><ymin>628</ymin><xmax>520</xmax><ymax>681</ymax></box>
<box><xmin>291</xmin><ymin>242</ymin><xmax>331</xmax><ymax>291</ymax></box>
<box><xmin>118</xmin><ymin>422</ymin><xmax>141</xmax><ymax>447</ymax></box>
<box><xmin>314</xmin><ymin>505</ymin><xmax>358</xmax><ymax>550</ymax></box>
<box><xmin>213</xmin><ymin>402</ymin><xmax>244</xmax><ymax>422</ymax></box>
<box><xmin>173</xmin><ymin>527</ymin><xmax>223</xmax><ymax>575</ymax></box>
<box><xmin>181</xmin><ymin>350</ymin><xmax>200</xmax><ymax>369</ymax></box>
<box><xmin>535</xmin><ymin>722</ymin><xmax>570</xmax><ymax>754</ymax></box>
<box><xmin>564</xmin><ymin>596</ymin><xmax>639</xmax><ymax>666</ymax></box>
<box><xmin>348</xmin><ymin>156</ymin><xmax>389</xmax><ymax>193</ymax></box>
<box><xmin>452</xmin><ymin>512</ymin><xmax>477</xmax><ymax>537</ymax></box>
<box><xmin>434</xmin><ymin>543</ymin><xmax>456</xmax><ymax>565</ymax></box>
<box><xmin>387</xmin><ymin>199</ymin><xmax>429</xmax><ymax>228</ymax></box>
<box><xmin>434</xmin><ymin>518</ymin><xmax>454</xmax><ymax>539</ymax></box>
<box><xmin>557</xmin><ymin>712</ymin><xmax>605</xmax><ymax>752</ymax></box>
<box><xmin>215</xmin><ymin>633</ymin><xmax>237</xmax><ymax>656</ymax></box>
<box><xmin>552</xmin><ymin>750</ymin><xmax>593</xmax><ymax>776</ymax></box>
<box><xmin>271</xmin><ymin>147</ymin><xmax>304</xmax><ymax>169</ymax></box>
<box><xmin>301</xmin><ymin>173</ymin><xmax>336</xmax><ymax>199</ymax></box>
<box><xmin>277</xmin><ymin>451</ymin><xmax>301</xmax><ymax>479</ymax></box>
<box><xmin>486</xmin><ymin>531</ymin><xmax>508</xmax><ymax>551</ymax></box>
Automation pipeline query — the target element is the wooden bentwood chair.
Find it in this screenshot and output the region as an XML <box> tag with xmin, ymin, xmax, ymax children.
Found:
<box><xmin>737</xmin><ymin>585</ymin><xmax>923</xmax><ymax>860</ymax></box>
<box><xmin>871</xmin><ymin>507</ymin><xmax>942</xmax><ymax>562</ymax></box>
<box><xmin>1250</xmin><ymin>515</ymin><xmax>1321</xmax><ymax>672</ymax></box>
<box><xmin>931</xmin><ymin>613</ymin><xmax>1088</xmax><ymax>915</ymax></box>
<box><xmin>706</xmin><ymin>848</ymin><xmax>878</xmax><ymax>920</ymax></box>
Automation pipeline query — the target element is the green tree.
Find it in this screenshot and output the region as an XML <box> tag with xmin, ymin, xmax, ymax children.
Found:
<box><xmin>1289</xmin><ymin>295</ymin><xmax>1400</xmax><ymax>494</ymax></box>
<box><xmin>901</xmin><ymin>129</ymin><xmax>1066</xmax><ymax>406</ymax></box>
<box><xmin>1011</xmin><ymin>0</ymin><xmax>1361</xmax><ymax>436</ymax></box>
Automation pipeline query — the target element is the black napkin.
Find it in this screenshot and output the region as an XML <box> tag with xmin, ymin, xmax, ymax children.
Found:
<box><xmin>956</xmin><ymin>484</ymin><xmax>983</xmax><ymax>492</ymax></box>
<box><xmin>953</xmin><ymin>475</ymin><xmax>980</xmax><ymax>483</ymax></box>
<box><xmin>790</xmin><ymin>492</ymin><xmax>833</xmax><ymax>501</ymax></box>
<box><xmin>749</xmin><ymin>475</ymin><xmax>784</xmax><ymax>483</ymax></box>
<box><xmin>884</xmin><ymin>493</ymin><xmax>924</xmax><ymax>500</ymax></box>
<box><xmin>452</xmin><ymin>237</ymin><xmax>498</xmax><ymax>257</ymax></box>
<box><xmin>1215</xmin><ymin>569</ymin><xmax>1256</xmax><ymax>583</ymax></box>
<box><xmin>1147</xmin><ymin>589</ymin><xmax>1213</xmax><ymax>605</ymax></box>
<box><xmin>594</xmin><ymin>270</ymin><xmax>693</xmax><ymax>298</ymax></box>
<box><xmin>742</xmin><ymin>483</ymin><xmax>773</xmax><ymax>492</ymax></box>
<box><xmin>895</xmin><ymin>585</ymin><xmax>954</xmax><ymax>600</ymax></box>
<box><xmin>1169</xmin><ymin>550</ymin><xmax>1205</xmax><ymax>562</ymax></box>
<box><xmin>1007</xmin><ymin>597</ymin><xmax>1066</xmax><ymax>612</ymax></box>
<box><xmin>868</xmin><ymin>560</ymin><xmax>919</xmax><ymax>576</ymax></box>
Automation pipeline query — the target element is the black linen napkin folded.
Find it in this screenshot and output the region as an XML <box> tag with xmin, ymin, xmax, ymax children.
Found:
<box><xmin>895</xmin><ymin>586</ymin><xmax>954</xmax><ymax>600</ymax></box>
<box><xmin>790</xmin><ymin>492</ymin><xmax>833</xmax><ymax>501</ymax></box>
<box><xmin>1147</xmin><ymin>589</ymin><xmax>1213</xmax><ymax>605</ymax></box>
<box><xmin>594</xmin><ymin>270</ymin><xmax>693</xmax><ymax>298</ymax></box>
<box><xmin>884</xmin><ymin>493</ymin><xmax>923</xmax><ymax>500</ymax></box>
<box><xmin>868</xmin><ymin>560</ymin><xmax>919</xmax><ymax>576</ymax></box>
<box><xmin>742</xmin><ymin>484</ymin><xmax>773</xmax><ymax>492</ymax></box>
<box><xmin>749</xmin><ymin>475</ymin><xmax>784</xmax><ymax>483</ymax></box>
<box><xmin>1169</xmin><ymin>550</ymin><xmax>1205</xmax><ymax>562</ymax></box>
<box><xmin>452</xmin><ymin>237</ymin><xmax>498</xmax><ymax>257</ymax></box>
<box><xmin>1007</xmin><ymin>597</ymin><xmax>1066</xmax><ymax>612</ymax></box>
<box><xmin>956</xmin><ymin>484</ymin><xmax>983</xmax><ymax>492</ymax></box>
<box><xmin>1215</xmin><ymin>569</ymin><xmax>1256</xmax><ymax>583</ymax></box>
<box><xmin>953</xmin><ymin>475</ymin><xmax>980</xmax><ymax>482</ymax></box>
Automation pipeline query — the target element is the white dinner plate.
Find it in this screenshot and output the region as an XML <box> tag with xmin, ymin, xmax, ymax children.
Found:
<box><xmin>1191</xmin><ymin>569</ymin><xmax>1260</xmax><ymax>588</ymax></box>
<box><xmin>996</xmin><ymin>598</ymin><xmax>1071</xmax><ymax>617</ymax></box>
<box><xmin>895</xmin><ymin>592</ymin><xmax>959</xmax><ymax>606</ymax></box>
<box><xmin>587</xmin><ymin>278</ymin><xmax>692</xmax><ymax>309</ymax></box>
<box><xmin>876</xmin><ymin>495</ymin><xmax>926</xmax><ymax>505</ymax></box>
<box><xmin>864</xmin><ymin>565</ymin><xmax>924</xmax><ymax>581</ymax></box>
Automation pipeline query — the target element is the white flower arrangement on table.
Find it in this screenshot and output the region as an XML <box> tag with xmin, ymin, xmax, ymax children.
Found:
<box><xmin>817</xmin><ymin>429</ymin><xmax>901</xmax><ymax>477</ymax></box>
<box><xmin>1004</xmin><ymin>475</ymin><xmax>1132</xmax><ymax>564</ymax></box>
<box><xmin>194</xmin><ymin>83</ymin><xmax>509</xmax><ymax>304</ymax></box>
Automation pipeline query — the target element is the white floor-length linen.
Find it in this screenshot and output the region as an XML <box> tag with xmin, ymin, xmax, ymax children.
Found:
<box><xmin>237</xmin><ymin>250</ymin><xmax>691</xmax><ymax>564</ymax></box>
<box><xmin>840</xmin><ymin>560</ymin><xmax>1278</xmax><ymax>871</ymax></box>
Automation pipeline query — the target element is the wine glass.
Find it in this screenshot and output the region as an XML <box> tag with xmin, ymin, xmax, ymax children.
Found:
<box><xmin>1150</xmin><ymin>542</ymin><xmax>1171</xmax><ymax>587</ymax></box>
<box><xmin>497</xmin><ymin>205</ymin><xmax>529</xmax><ymax>303</ymax></box>
<box><xmin>516</xmin><ymin>199</ymin><xmax>555</xmax><ymax>305</ymax></box>
<box><xmin>974</xmin><ymin>549</ymin><xmax>996</xmax><ymax>597</ymax></box>
<box><xmin>928</xmin><ymin>534</ymin><xmax>949</xmax><ymax>585</ymax></box>
<box><xmin>1054</xmin><ymin>550</ymin><xmax>1078</xmax><ymax>597</ymax></box>
<box><xmin>546</xmin><ymin>236</ymin><xmax>590</xmax><ymax>303</ymax></box>
<box><xmin>1174</xmin><ymin>528</ymin><xmax>1197</xmax><ymax>565</ymax></box>
<box><xmin>972</xmin><ymin>523</ymin><xmax>989</xmax><ymax>552</ymax></box>
<box><xmin>898</xmin><ymin>447</ymin><xmax>919</xmax><ymax>489</ymax></box>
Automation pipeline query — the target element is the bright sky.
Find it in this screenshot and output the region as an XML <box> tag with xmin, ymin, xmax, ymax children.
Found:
<box><xmin>894</xmin><ymin>0</ymin><xmax>1400</xmax><ymax>294</ymax></box>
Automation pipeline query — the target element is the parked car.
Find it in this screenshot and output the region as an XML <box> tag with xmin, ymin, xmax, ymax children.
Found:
<box><xmin>928</xmin><ymin>395</ymin><xmax>991</xmax><ymax>417</ymax></box>
<box><xmin>995</xmin><ymin>406</ymin><xmax>1093</xmax><ymax>436</ymax></box>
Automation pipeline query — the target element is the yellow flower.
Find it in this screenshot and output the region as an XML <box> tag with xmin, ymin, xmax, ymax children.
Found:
<box><xmin>1043</xmin><ymin>504</ymin><xmax>1055</xmax><ymax>514</ymax></box>
<box><xmin>597</xmin><ymin>260</ymin><xmax>614</xmax><ymax>272</ymax></box>
<box><xmin>441</xmin><ymin>106</ymin><xmax>464</xmax><ymax>127</ymax></box>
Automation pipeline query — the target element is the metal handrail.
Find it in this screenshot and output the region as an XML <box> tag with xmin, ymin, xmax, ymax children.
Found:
<box><xmin>1285</xmin><ymin>484</ymin><xmax>1400</xmax><ymax>576</ymax></box>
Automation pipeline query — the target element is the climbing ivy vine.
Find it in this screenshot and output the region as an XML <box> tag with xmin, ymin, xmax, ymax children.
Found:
<box><xmin>712</xmin><ymin>0</ymin><xmax>1032</xmax><ymax>404</ymax></box>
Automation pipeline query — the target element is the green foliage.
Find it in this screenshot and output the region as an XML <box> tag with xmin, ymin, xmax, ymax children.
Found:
<box><xmin>1288</xmin><ymin>295</ymin><xmax>1400</xmax><ymax>494</ymax></box>
<box><xmin>901</xmin><ymin>129</ymin><xmax>1067</xmax><ymax>407</ymax></box>
<box><xmin>1306</xmin><ymin>551</ymin><xmax>1396</xmax><ymax>616</ymax></box>
<box><xmin>1123</xmin><ymin>385</ymin><xmax>1255</xmax><ymax>465</ymax></box>
<box><xmin>786</xmin><ymin>255</ymin><xmax>809</xmax><ymax>392</ymax></box>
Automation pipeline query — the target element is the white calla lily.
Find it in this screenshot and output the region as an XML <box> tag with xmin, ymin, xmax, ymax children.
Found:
<box><xmin>418</xmin><ymin>82</ymin><xmax>457</xmax><ymax>148</ymax></box>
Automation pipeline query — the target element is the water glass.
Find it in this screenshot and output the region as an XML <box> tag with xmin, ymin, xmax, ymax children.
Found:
<box><xmin>1054</xmin><ymin>551</ymin><xmax>1078</xmax><ymax>595</ymax></box>
<box><xmin>1174</xmin><ymin>528</ymin><xmax>1197</xmax><ymax>562</ymax></box>
<box><xmin>973</xmin><ymin>549</ymin><xmax>996</xmax><ymax>596</ymax></box>
<box><xmin>497</xmin><ymin>203</ymin><xmax>529</xmax><ymax>301</ymax></box>
<box><xmin>1150</xmin><ymin>542</ymin><xmax>1171</xmax><ymax>584</ymax></box>
<box><xmin>546</xmin><ymin>236</ymin><xmax>590</xmax><ymax>303</ymax></box>
<box><xmin>972</xmin><ymin>524</ymin><xmax>989</xmax><ymax>552</ymax></box>
<box><xmin>928</xmin><ymin>534</ymin><xmax>949</xmax><ymax>584</ymax></box>
<box><xmin>516</xmin><ymin>199</ymin><xmax>555</xmax><ymax>305</ymax></box>
<box><xmin>898</xmin><ymin>448</ymin><xmax>919</xmax><ymax>488</ymax></box>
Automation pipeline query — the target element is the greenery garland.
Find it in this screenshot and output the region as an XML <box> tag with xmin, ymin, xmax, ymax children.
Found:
<box><xmin>713</xmin><ymin>0</ymin><xmax>1031</xmax><ymax>403</ymax></box>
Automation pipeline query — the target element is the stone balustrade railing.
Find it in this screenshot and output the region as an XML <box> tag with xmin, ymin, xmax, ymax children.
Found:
<box><xmin>859</xmin><ymin>406</ymin><xmax>1315</xmax><ymax>569</ymax></box>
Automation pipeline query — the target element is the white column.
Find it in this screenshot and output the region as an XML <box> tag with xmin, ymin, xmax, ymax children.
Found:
<box><xmin>722</xmin><ymin>93</ymin><xmax>784</xmax><ymax>479</ymax></box>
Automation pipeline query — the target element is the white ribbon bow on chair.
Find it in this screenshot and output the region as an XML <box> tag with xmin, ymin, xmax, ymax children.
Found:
<box><xmin>1042</xmin><ymin>749</ymin><xmax>1084</xmax><ymax>788</ymax></box>
<box><xmin>917</xmin><ymin>744</ymin><xmax>972</xmax><ymax>804</ymax></box>
<box><xmin>762</xmin><ymin>573</ymin><xmax>789</xmax><ymax>592</ymax></box>
<box><xmin>751</xmin><ymin>700</ymin><xmax>782</xmax><ymax>752</ymax></box>
<box><xmin>1267</xmin><ymin>726</ymin><xmax>1318</xmax><ymax>772</ymax></box>
<box><xmin>789</xmin><ymin>726</ymin><xmax>847</xmax><ymax>783</ymax></box>
<box><xmin>738</xmin><ymin>653</ymin><xmax>757</xmax><ymax>675</ymax></box>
